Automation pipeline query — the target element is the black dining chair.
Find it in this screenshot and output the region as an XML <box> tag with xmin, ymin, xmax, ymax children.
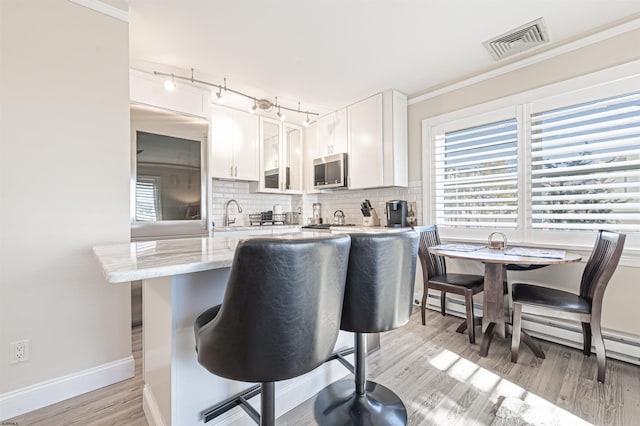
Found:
<box><xmin>511</xmin><ymin>230</ymin><xmax>626</xmax><ymax>383</ymax></box>
<box><xmin>193</xmin><ymin>234</ymin><xmax>351</xmax><ymax>426</ymax></box>
<box><xmin>416</xmin><ymin>225</ymin><xmax>485</xmax><ymax>344</ymax></box>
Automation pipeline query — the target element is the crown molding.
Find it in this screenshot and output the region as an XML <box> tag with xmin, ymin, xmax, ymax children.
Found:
<box><xmin>408</xmin><ymin>16</ymin><xmax>640</xmax><ymax>105</ymax></box>
<box><xmin>68</xmin><ymin>0</ymin><xmax>128</xmax><ymax>22</ymax></box>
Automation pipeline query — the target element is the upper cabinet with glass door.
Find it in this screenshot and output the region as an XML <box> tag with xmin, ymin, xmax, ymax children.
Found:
<box><xmin>253</xmin><ymin>117</ymin><xmax>303</xmax><ymax>193</ymax></box>
<box><xmin>284</xmin><ymin>123</ymin><xmax>303</xmax><ymax>192</ymax></box>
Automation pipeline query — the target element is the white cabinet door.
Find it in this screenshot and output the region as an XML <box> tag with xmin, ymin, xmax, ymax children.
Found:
<box><xmin>333</xmin><ymin>108</ymin><xmax>348</xmax><ymax>154</ymax></box>
<box><xmin>210</xmin><ymin>107</ymin><xmax>234</xmax><ymax>179</ymax></box>
<box><xmin>316</xmin><ymin>114</ymin><xmax>333</xmax><ymax>156</ymax></box>
<box><xmin>284</xmin><ymin>123</ymin><xmax>303</xmax><ymax>192</ymax></box>
<box><xmin>316</xmin><ymin>109</ymin><xmax>348</xmax><ymax>156</ymax></box>
<box><xmin>254</xmin><ymin>119</ymin><xmax>304</xmax><ymax>194</ymax></box>
<box><xmin>232</xmin><ymin>110</ymin><xmax>259</xmax><ymax>181</ymax></box>
<box><xmin>348</xmin><ymin>93</ymin><xmax>383</xmax><ymax>189</ymax></box>
<box><xmin>210</xmin><ymin>106</ymin><xmax>259</xmax><ymax>181</ymax></box>
<box><xmin>304</xmin><ymin>123</ymin><xmax>319</xmax><ymax>193</ymax></box>
<box><xmin>259</xmin><ymin>117</ymin><xmax>283</xmax><ymax>193</ymax></box>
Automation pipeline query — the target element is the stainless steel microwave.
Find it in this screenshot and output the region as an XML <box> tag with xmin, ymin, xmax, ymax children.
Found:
<box><xmin>313</xmin><ymin>153</ymin><xmax>348</xmax><ymax>189</ymax></box>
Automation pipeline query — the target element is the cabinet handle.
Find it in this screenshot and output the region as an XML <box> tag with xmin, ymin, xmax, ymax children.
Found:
<box><xmin>234</xmin><ymin>166</ymin><xmax>237</xmax><ymax>176</ymax></box>
<box><xmin>230</xmin><ymin>165</ymin><xmax>233</xmax><ymax>176</ymax></box>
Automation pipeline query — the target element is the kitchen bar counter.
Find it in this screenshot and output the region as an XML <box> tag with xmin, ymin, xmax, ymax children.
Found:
<box><xmin>93</xmin><ymin>237</ymin><xmax>236</xmax><ymax>284</ymax></box>
<box><xmin>92</xmin><ymin>232</ymin><xmax>355</xmax><ymax>426</ymax></box>
<box><xmin>212</xmin><ymin>225</ymin><xmax>301</xmax><ymax>233</ymax></box>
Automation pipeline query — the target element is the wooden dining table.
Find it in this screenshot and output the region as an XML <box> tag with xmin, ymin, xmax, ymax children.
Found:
<box><xmin>427</xmin><ymin>244</ymin><xmax>582</xmax><ymax>357</ymax></box>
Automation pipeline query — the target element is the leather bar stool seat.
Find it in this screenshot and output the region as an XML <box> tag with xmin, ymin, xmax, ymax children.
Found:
<box><xmin>314</xmin><ymin>231</ymin><xmax>419</xmax><ymax>426</ymax></box>
<box><xmin>194</xmin><ymin>234</ymin><xmax>351</xmax><ymax>426</ymax></box>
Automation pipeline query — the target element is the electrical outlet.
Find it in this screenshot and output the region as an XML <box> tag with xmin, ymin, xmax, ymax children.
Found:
<box><xmin>10</xmin><ymin>340</ymin><xmax>30</xmax><ymax>364</ymax></box>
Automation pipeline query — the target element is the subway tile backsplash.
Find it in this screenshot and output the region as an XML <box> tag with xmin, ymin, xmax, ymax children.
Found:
<box><xmin>211</xmin><ymin>180</ymin><xmax>302</xmax><ymax>227</ymax></box>
<box><xmin>314</xmin><ymin>180</ymin><xmax>423</xmax><ymax>227</ymax></box>
<box><xmin>212</xmin><ymin>179</ymin><xmax>423</xmax><ymax>228</ymax></box>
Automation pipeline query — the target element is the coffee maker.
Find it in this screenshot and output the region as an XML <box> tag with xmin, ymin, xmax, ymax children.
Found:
<box><xmin>385</xmin><ymin>200</ymin><xmax>408</xmax><ymax>227</ymax></box>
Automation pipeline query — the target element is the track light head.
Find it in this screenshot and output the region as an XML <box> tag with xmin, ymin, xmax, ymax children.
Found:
<box><xmin>164</xmin><ymin>74</ymin><xmax>176</xmax><ymax>91</ymax></box>
<box><xmin>216</xmin><ymin>90</ymin><xmax>225</xmax><ymax>104</ymax></box>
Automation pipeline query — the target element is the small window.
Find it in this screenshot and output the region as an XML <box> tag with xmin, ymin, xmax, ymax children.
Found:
<box><xmin>530</xmin><ymin>91</ymin><xmax>640</xmax><ymax>232</ymax></box>
<box><xmin>434</xmin><ymin>117</ymin><xmax>519</xmax><ymax>229</ymax></box>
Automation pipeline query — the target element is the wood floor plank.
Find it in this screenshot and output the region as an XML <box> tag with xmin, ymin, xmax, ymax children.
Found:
<box><xmin>6</xmin><ymin>309</ymin><xmax>640</xmax><ymax>425</ymax></box>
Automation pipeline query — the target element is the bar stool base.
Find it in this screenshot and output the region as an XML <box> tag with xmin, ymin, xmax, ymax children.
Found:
<box><xmin>314</xmin><ymin>379</ymin><xmax>407</xmax><ymax>426</ymax></box>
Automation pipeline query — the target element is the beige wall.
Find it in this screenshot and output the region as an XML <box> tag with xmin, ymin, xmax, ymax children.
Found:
<box><xmin>0</xmin><ymin>0</ymin><xmax>131</xmax><ymax>395</ymax></box>
<box><xmin>407</xmin><ymin>27</ymin><xmax>640</xmax><ymax>183</ymax></box>
<box><xmin>408</xmin><ymin>28</ymin><xmax>640</xmax><ymax>337</ymax></box>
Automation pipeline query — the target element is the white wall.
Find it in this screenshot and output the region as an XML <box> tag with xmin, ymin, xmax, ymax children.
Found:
<box><xmin>0</xmin><ymin>0</ymin><xmax>131</xmax><ymax>405</ymax></box>
<box><xmin>408</xmin><ymin>27</ymin><xmax>640</xmax><ymax>338</ymax></box>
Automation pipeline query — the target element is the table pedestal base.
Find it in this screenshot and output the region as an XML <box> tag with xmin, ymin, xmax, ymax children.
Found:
<box><xmin>479</xmin><ymin>322</ymin><xmax>546</xmax><ymax>359</ymax></box>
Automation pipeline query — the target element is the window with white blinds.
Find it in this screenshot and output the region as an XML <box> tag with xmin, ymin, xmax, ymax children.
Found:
<box><xmin>135</xmin><ymin>176</ymin><xmax>162</xmax><ymax>222</ymax></box>
<box><xmin>434</xmin><ymin>117</ymin><xmax>518</xmax><ymax>229</ymax></box>
<box><xmin>530</xmin><ymin>91</ymin><xmax>640</xmax><ymax>232</ymax></box>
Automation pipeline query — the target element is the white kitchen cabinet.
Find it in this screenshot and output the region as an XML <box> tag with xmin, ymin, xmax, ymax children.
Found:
<box><xmin>130</xmin><ymin>69</ymin><xmax>208</xmax><ymax>118</ymax></box>
<box><xmin>347</xmin><ymin>90</ymin><xmax>408</xmax><ymax>189</ymax></box>
<box><xmin>284</xmin><ymin>123</ymin><xmax>303</xmax><ymax>192</ymax></box>
<box><xmin>210</xmin><ymin>105</ymin><xmax>259</xmax><ymax>181</ymax></box>
<box><xmin>303</xmin><ymin>122</ymin><xmax>319</xmax><ymax>193</ymax></box>
<box><xmin>316</xmin><ymin>108</ymin><xmax>348</xmax><ymax>156</ymax></box>
<box><xmin>253</xmin><ymin>117</ymin><xmax>303</xmax><ymax>193</ymax></box>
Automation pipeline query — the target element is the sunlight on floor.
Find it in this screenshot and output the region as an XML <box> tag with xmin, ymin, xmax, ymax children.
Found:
<box><xmin>430</xmin><ymin>348</ymin><xmax>525</xmax><ymax>397</ymax></box>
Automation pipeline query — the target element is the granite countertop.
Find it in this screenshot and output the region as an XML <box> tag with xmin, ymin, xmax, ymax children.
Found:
<box><xmin>213</xmin><ymin>225</ymin><xmax>301</xmax><ymax>232</ymax></box>
<box><xmin>93</xmin><ymin>232</ymin><xmax>331</xmax><ymax>284</ymax></box>
<box><xmin>329</xmin><ymin>226</ymin><xmax>413</xmax><ymax>233</ymax></box>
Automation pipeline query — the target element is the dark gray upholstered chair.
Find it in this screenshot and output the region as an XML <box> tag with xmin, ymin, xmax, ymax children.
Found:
<box><xmin>314</xmin><ymin>231</ymin><xmax>419</xmax><ymax>426</ymax></box>
<box><xmin>194</xmin><ymin>234</ymin><xmax>351</xmax><ymax>426</ymax></box>
<box><xmin>511</xmin><ymin>230</ymin><xmax>626</xmax><ymax>383</ymax></box>
<box><xmin>416</xmin><ymin>225</ymin><xmax>486</xmax><ymax>344</ymax></box>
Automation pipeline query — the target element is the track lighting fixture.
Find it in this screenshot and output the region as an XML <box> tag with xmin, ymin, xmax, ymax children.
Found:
<box><xmin>164</xmin><ymin>74</ymin><xmax>176</xmax><ymax>91</ymax></box>
<box><xmin>276</xmin><ymin>97</ymin><xmax>286</xmax><ymax>121</ymax></box>
<box><xmin>249</xmin><ymin>99</ymin><xmax>258</xmax><ymax>114</ymax></box>
<box><xmin>299</xmin><ymin>102</ymin><xmax>310</xmax><ymax>127</ymax></box>
<box><xmin>216</xmin><ymin>77</ymin><xmax>227</xmax><ymax>104</ymax></box>
<box><xmin>154</xmin><ymin>69</ymin><xmax>319</xmax><ymax>126</ymax></box>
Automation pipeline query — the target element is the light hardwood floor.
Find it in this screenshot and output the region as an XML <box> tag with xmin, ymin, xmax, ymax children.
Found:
<box><xmin>8</xmin><ymin>309</ymin><xmax>640</xmax><ymax>425</ymax></box>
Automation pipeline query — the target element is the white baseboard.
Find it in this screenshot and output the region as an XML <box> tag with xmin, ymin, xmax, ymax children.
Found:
<box><xmin>424</xmin><ymin>292</ymin><xmax>640</xmax><ymax>365</ymax></box>
<box><xmin>143</xmin><ymin>384</ymin><xmax>167</xmax><ymax>426</ymax></box>
<box><xmin>0</xmin><ymin>356</ymin><xmax>135</xmax><ymax>421</ymax></box>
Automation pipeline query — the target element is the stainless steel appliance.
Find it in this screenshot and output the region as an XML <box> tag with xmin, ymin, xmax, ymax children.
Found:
<box><xmin>313</xmin><ymin>153</ymin><xmax>348</xmax><ymax>189</ymax></box>
<box><xmin>312</xmin><ymin>202</ymin><xmax>322</xmax><ymax>224</ymax></box>
<box><xmin>386</xmin><ymin>200</ymin><xmax>408</xmax><ymax>227</ymax></box>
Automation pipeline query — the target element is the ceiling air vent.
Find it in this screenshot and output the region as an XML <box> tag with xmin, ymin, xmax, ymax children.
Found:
<box><xmin>483</xmin><ymin>17</ymin><xmax>549</xmax><ymax>61</ymax></box>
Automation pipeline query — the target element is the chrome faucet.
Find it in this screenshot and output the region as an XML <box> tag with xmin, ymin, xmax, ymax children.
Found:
<box><xmin>223</xmin><ymin>199</ymin><xmax>243</xmax><ymax>227</ymax></box>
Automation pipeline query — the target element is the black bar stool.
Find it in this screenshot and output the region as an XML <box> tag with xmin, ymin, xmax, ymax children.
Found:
<box><xmin>194</xmin><ymin>234</ymin><xmax>351</xmax><ymax>426</ymax></box>
<box><xmin>314</xmin><ymin>231</ymin><xmax>419</xmax><ymax>426</ymax></box>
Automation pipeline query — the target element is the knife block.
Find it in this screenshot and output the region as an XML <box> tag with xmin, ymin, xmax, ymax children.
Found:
<box><xmin>363</xmin><ymin>209</ymin><xmax>381</xmax><ymax>227</ymax></box>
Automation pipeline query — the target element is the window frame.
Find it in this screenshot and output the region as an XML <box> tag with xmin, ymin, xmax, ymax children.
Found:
<box><xmin>422</xmin><ymin>62</ymin><xmax>640</xmax><ymax>262</ymax></box>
